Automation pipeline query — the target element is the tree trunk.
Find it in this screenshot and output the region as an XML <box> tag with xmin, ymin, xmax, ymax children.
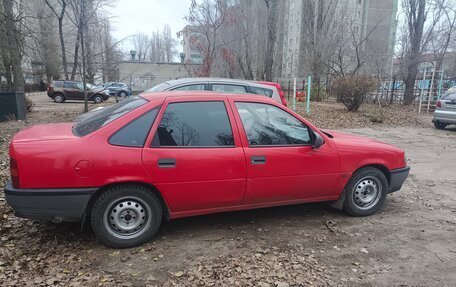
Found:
<box><xmin>403</xmin><ymin>0</ymin><xmax>426</xmax><ymax>105</ymax></box>
<box><xmin>70</xmin><ymin>29</ymin><xmax>81</xmax><ymax>81</ymax></box>
<box><xmin>58</xmin><ymin>18</ymin><xmax>69</xmax><ymax>80</ymax></box>
<box><xmin>264</xmin><ymin>0</ymin><xmax>277</xmax><ymax>81</ymax></box>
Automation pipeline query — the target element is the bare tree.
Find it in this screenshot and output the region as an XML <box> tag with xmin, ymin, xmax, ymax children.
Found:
<box><xmin>44</xmin><ymin>0</ymin><xmax>69</xmax><ymax>80</ymax></box>
<box><xmin>162</xmin><ymin>24</ymin><xmax>177</xmax><ymax>62</ymax></box>
<box><xmin>131</xmin><ymin>32</ymin><xmax>150</xmax><ymax>61</ymax></box>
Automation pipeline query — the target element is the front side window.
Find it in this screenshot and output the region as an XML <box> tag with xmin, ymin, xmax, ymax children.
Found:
<box><xmin>172</xmin><ymin>84</ymin><xmax>206</xmax><ymax>91</ymax></box>
<box><xmin>212</xmin><ymin>84</ymin><xmax>247</xmax><ymax>94</ymax></box>
<box><xmin>153</xmin><ymin>101</ymin><xmax>234</xmax><ymax>147</ymax></box>
<box><xmin>73</xmin><ymin>97</ymin><xmax>148</xmax><ymax>137</ymax></box>
<box><xmin>236</xmin><ymin>102</ymin><xmax>311</xmax><ymax>146</ymax></box>
<box><xmin>109</xmin><ymin>108</ymin><xmax>159</xmax><ymax>147</ymax></box>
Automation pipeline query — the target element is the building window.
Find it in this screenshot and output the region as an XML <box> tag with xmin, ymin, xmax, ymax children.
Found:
<box><xmin>354</xmin><ymin>26</ymin><xmax>359</xmax><ymax>34</ymax></box>
<box><xmin>357</xmin><ymin>0</ymin><xmax>361</xmax><ymax>4</ymax></box>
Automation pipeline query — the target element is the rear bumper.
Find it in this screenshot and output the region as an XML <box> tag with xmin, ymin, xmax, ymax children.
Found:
<box><xmin>4</xmin><ymin>181</ymin><xmax>97</xmax><ymax>222</ymax></box>
<box><xmin>433</xmin><ymin>110</ymin><xmax>456</xmax><ymax>124</ymax></box>
<box><xmin>389</xmin><ymin>166</ymin><xmax>410</xmax><ymax>193</ymax></box>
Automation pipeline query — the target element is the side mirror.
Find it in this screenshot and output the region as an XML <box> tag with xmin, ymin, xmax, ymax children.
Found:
<box><xmin>312</xmin><ymin>131</ymin><xmax>325</xmax><ymax>149</ymax></box>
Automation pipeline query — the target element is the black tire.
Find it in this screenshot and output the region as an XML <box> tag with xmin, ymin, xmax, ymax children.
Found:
<box><xmin>343</xmin><ymin>167</ymin><xmax>388</xmax><ymax>216</ymax></box>
<box><xmin>119</xmin><ymin>91</ymin><xmax>127</xmax><ymax>99</ymax></box>
<box><xmin>53</xmin><ymin>93</ymin><xmax>65</xmax><ymax>103</ymax></box>
<box><xmin>91</xmin><ymin>184</ymin><xmax>162</xmax><ymax>248</ymax></box>
<box><xmin>93</xmin><ymin>94</ymin><xmax>104</xmax><ymax>104</ymax></box>
<box><xmin>434</xmin><ymin>121</ymin><xmax>447</xmax><ymax>130</ymax></box>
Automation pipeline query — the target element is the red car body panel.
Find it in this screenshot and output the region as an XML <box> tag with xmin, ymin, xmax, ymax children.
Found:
<box><xmin>7</xmin><ymin>92</ymin><xmax>407</xmax><ymax>220</ymax></box>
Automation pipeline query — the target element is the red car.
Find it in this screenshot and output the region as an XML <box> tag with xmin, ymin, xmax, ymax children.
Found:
<box><xmin>5</xmin><ymin>92</ymin><xmax>409</xmax><ymax>248</ymax></box>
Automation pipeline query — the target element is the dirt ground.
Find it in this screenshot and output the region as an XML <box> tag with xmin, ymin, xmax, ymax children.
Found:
<box><xmin>1</xmin><ymin>93</ymin><xmax>455</xmax><ymax>286</ymax></box>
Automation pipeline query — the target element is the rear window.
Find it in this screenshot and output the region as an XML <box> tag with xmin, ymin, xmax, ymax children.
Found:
<box><xmin>147</xmin><ymin>83</ymin><xmax>170</xmax><ymax>92</ymax></box>
<box><xmin>442</xmin><ymin>93</ymin><xmax>456</xmax><ymax>101</ymax></box>
<box><xmin>250</xmin><ymin>86</ymin><xmax>274</xmax><ymax>97</ymax></box>
<box><xmin>73</xmin><ymin>97</ymin><xmax>148</xmax><ymax>137</ymax></box>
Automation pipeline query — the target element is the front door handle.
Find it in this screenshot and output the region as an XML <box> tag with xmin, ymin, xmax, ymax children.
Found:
<box><xmin>158</xmin><ymin>158</ymin><xmax>176</xmax><ymax>168</ymax></box>
<box><xmin>251</xmin><ymin>156</ymin><xmax>266</xmax><ymax>165</ymax></box>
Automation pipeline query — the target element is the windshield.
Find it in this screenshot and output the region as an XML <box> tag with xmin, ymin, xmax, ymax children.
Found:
<box><xmin>73</xmin><ymin>97</ymin><xmax>148</xmax><ymax>137</ymax></box>
<box><xmin>147</xmin><ymin>82</ymin><xmax>170</xmax><ymax>92</ymax></box>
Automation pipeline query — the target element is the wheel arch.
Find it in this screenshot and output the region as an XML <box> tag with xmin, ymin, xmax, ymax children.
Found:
<box><xmin>329</xmin><ymin>164</ymin><xmax>391</xmax><ymax>211</ymax></box>
<box><xmin>84</xmin><ymin>181</ymin><xmax>171</xmax><ymax>224</ymax></box>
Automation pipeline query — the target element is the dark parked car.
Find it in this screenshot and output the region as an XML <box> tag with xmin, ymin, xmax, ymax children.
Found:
<box><xmin>105</xmin><ymin>82</ymin><xmax>131</xmax><ymax>98</ymax></box>
<box><xmin>47</xmin><ymin>81</ymin><xmax>109</xmax><ymax>103</ymax></box>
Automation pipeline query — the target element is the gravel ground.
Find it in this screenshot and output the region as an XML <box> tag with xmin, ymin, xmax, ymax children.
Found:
<box><xmin>1</xmin><ymin>93</ymin><xmax>455</xmax><ymax>286</ymax></box>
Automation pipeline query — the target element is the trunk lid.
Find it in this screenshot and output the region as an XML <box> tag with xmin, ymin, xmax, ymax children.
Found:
<box><xmin>12</xmin><ymin>123</ymin><xmax>77</xmax><ymax>143</ymax></box>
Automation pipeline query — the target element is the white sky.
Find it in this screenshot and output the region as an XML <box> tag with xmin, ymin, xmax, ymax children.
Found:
<box><xmin>107</xmin><ymin>0</ymin><xmax>192</xmax><ymax>58</ymax></box>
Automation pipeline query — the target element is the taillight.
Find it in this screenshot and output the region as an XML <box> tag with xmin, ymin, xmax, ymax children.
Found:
<box><xmin>10</xmin><ymin>158</ymin><xmax>19</xmax><ymax>188</ymax></box>
<box><xmin>436</xmin><ymin>100</ymin><xmax>441</xmax><ymax>108</ymax></box>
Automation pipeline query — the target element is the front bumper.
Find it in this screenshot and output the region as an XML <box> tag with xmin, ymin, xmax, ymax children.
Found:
<box><xmin>389</xmin><ymin>166</ymin><xmax>410</xmax><ymax>193</ymax></box>
<box><xmin>4</xmin><ymin>181</ymin><xmax>97</xmax><ymax>222</ymax></box>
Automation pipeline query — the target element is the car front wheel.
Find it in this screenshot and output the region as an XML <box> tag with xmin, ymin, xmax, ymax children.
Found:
<box><xmin>91</xmin><ymin>184</ymin><xmax>162</xmax><ymax>248</ymax></box>
<box><xmin>343</xmin><ymin>167</ymin><xmax>388</xmax><ymax>216</ymax></box>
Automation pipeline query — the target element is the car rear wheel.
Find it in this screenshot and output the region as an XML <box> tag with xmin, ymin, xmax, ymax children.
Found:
<box><xmin>434</xmin><ymin>121</ymin><xmax>447</xmax><ymax>130</ymax></box>
<box><xmin>53</xmin><ymin>94</ymin><xmax>65</xmax><ymax>103</ymax></box>
<box><xmin>93</xmin><ymin>94</ymin><xmax>104</xmax><ymax>104</ymax></box>
<box><xmin>343</xmin><ymin>167</ymin><xmax>388</xmax><ymax>216</ymax></box>
<box><xmin>91</xmin><ymin>184</ymin><xmax>162</xmax><ymax>248</ymax></box>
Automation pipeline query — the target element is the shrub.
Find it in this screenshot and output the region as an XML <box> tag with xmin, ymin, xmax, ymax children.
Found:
<box><xmin>332</xmin><ymin>75</ymin><xmax>377</xmax><ymax>112</ymax></box>
<box><xmin>25</xmin><ymin>96</ymin><xmax>35</xmax><ymax>113</ymax></box>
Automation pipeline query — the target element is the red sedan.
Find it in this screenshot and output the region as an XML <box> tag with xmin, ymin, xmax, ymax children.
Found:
<box><xmin>5</xmin><ymin>92</ymin><xmax>409</xmax><ymax>248</ymax></box>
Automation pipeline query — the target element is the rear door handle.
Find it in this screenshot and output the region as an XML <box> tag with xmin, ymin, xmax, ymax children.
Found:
<box><xmin>158</xmin><ymin>158</ymin><xmax>176</xmax><ymax>168</ymax></box>
<box><xmin>251</xmin><ymin>156</ymin><xmax>266</xmax><ymax>165</ymax></box>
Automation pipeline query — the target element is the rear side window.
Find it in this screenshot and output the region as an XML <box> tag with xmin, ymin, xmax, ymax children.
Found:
<box><xmin>212</xmin><ymin>84</ymin><xmax>247</xmax><ymax>94</ymax></box>
<box><xmin>153</xmin><ymin>101</ymin><xmax>234</xmax><ymax>147</ymax></box>
<box><xmin>64</xmin><ymin>82</ymin><xmax>78</xmax><ymax>89</ymax></box>
<box><xmin>172</xmin><ymin>84</ymin><xmax>206</xmax><ymax>91</ymax></box>
<box><xmin>442</xmin><ymin>93</ymin><xmax>456</xmax><ymax>101</ymax></box>
<box><xmin>73</xmin><ymin>97</ymin><xmax>148</xmax><ymax>137</ymax></box>
<box><xmin>109</xmin><ymin>108</ymin><xmax>159</xmax><ymax>147</ymax></box>
<box><xmin>53</xmin><ymin>81</ymin><xmax>63</xmax><ymax>88</ymax></box>
<box><xmin>250</xmin><ymin>86</ymin><xmax>274</xmax><ymax>97</ymax></box>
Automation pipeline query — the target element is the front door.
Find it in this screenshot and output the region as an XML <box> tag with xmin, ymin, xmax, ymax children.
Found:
<box><xmin>231</xmin><ymin>101</ymin><xmax>340</xmax><ymax>204</ymax></box>
<box><xmin>142</xmin><ymin>98</ymin><xmax>246</xmax><ymax>214</ymax></box>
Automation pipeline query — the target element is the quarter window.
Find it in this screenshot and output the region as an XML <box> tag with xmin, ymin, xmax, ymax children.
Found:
<box><xmin>109</xmin><ymin>108</ymin><xmax>159</xmax><ymax>147</ymax></box>
<box><xmin>212</xmin><ymin>84</ymin><xmax>247</xmax><ymax>94</ymax></box>
<box><xmin>235</xmin><ymin>102</ymin><xmax>311</xmax><ymax>146</ymax></box>
<box><xmin>250</xmin><ymin>86</ymin><xmax>274</xmax><ymax>98</ymax></box>
<box><xmin>153</xmin><ymin>101</ymin><xmax>234</xmax><ymax>147</ymax></box>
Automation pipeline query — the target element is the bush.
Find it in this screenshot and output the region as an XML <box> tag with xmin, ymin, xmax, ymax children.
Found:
<box><xmin>332</xmin><ymin>75</ymin><xmax>377</xmax><ymax>112</ymax></box>
<box><xmin>25</xmin><ymin>96</ymin><xmax>35</xmax><ymax>113</ymax></box>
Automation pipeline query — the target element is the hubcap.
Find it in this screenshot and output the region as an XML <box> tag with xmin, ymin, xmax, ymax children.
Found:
<box><xmin>353</xmin><ymin>177</ymin><xmax>382</xmax><ymax>209</ymax></box>
<box><xmin>105</xmin><ymin>197</ymin><xmax>149</xmax><ymax>238</ymax></box>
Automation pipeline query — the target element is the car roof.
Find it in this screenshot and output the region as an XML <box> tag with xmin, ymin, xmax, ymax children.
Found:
<box><xmin>140</xmin><ymin>90</ymin><xmax>277</xmax><ymax>104</ymax></box>
<box><xmin>163</xmin><ymin>77</ymin><xmax>271</xmax><ymax>87</ymax></box>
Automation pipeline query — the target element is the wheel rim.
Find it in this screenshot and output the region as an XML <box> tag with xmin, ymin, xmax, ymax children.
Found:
<box><xmin>55</xmin><ymin>95</ymin><xmax>62</xmax><ymax>102</ymax></box>
<box><xmin>103</xmin><ymin>196</ymin><xmax>150</xmax><ymax>239</ymax></box>
<box><xmin>352</xmin><ymin>176</ymin><xmax>382</xmax><ymax>210</ymax></box>
<box><xmin>95</xmin><ymin>96</ymin><xmax>102</xmax><ymax>103</ymax></box>
<box><xmin>120</xmin><ymin>92</ymin><xmax>126</xmax><ymax>99</ymax></box>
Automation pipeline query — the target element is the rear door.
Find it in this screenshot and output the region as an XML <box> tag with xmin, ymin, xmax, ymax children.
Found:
<box><xmin>142</xmin><ymin>97</ymin><xmax>246</xmax><ymax>214</ymax></box>
<box><xmin>230</xmin><ymin>100</ymin><xmax>340</xmax><ymax>204</ymax></box>
<box><xmin>64</xmin><ymin>81</ymin><xmax>83</xmax><ymax>100</ymax></box>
